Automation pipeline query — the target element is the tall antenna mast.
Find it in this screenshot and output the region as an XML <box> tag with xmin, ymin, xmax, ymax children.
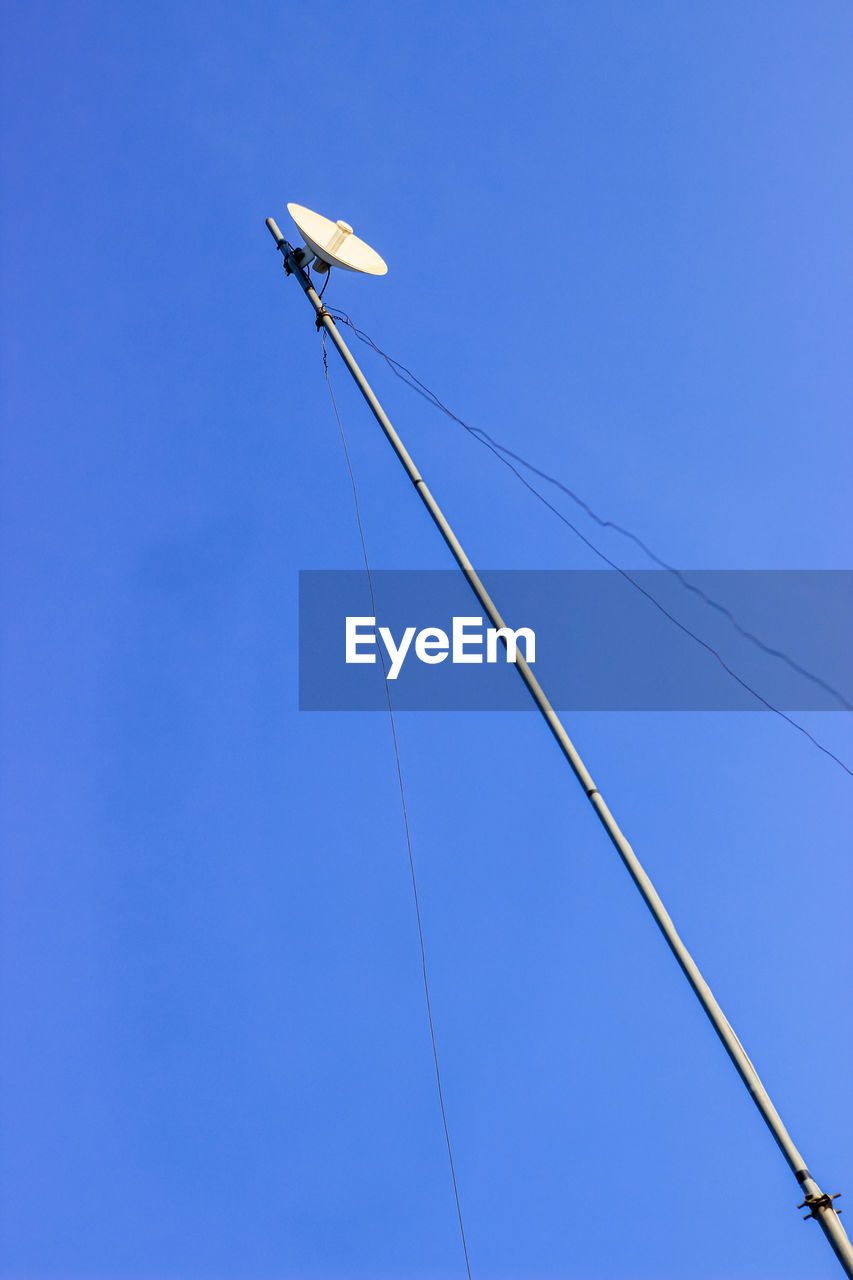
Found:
<box><xmin>265</xmin><ymin>206</ymin><xmax>853</xmax><ymax>1278</ymax></box>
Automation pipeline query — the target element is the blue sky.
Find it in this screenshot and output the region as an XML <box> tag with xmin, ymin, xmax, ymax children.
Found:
<box><xmin>1</xmin><ymin>3</ymin><xmax>851</xmax><ymax>1278</ymax></box>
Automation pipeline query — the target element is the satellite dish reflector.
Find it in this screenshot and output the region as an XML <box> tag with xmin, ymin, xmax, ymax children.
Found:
<box><xmin>287</xmin><ymin>202</ymin><xmax>388</xmax><ymax>276</ymax></box>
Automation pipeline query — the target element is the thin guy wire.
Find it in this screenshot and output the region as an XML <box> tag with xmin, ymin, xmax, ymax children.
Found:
<box><xmin>328</xmin><ymin>308</ymin><xmax>852</xmax><ymax>713</ymax></box>
<box><xmin>321</xmin><ymin>333</ymin><xmax>474</xmax><ymax>1280</ymax></box>
<box><xmin>326</xmin><ymin>310</ymin><xmax>852</xmax><ymax>778</ymax></box>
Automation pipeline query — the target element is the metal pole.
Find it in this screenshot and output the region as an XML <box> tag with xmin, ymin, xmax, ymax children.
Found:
<box><xmin>266</xmin><ymin>216</ymin><xmax>853</xmax><ymax>1277</ymax></box>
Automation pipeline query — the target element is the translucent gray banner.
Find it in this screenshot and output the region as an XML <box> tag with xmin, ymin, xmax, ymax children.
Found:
<box><xmin>298</xmin><ymin>570</ymin><xmax>852</xmax><ymax>711</ymax></box>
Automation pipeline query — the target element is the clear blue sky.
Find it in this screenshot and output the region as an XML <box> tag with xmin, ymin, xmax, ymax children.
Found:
<box><xmin>1</xmin><ymin>3</ymin><xmax>851</xmax><ymax>1278</ymax></box>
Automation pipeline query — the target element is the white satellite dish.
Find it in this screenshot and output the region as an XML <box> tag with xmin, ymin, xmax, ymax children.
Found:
<box><xmin>286</xmin><ymin>202</ymin><xmax>388</xmax><ymax>276</ymax></box>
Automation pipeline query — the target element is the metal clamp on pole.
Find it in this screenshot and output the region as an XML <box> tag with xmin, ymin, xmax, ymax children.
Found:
<box><xmin>800</xmin><ymin>1192</ymin><xmax>842</xmax><ymax>1221</ymax></box>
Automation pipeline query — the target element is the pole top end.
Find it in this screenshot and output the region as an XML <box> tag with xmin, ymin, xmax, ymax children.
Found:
<box><xmin>265</xmin><ymin>216</ymin><xmax>285</xmax><ymax>246</ymax></box>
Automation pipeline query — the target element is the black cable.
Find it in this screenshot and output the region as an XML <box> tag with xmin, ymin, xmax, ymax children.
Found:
<box><xmin>325</xmin><ymin>309</ymin><xmax>852</xmax><ymax>778</ymax></box>
<box><xmin>328</xmin><ymin>309</ymin><xmax>852</xmax><ymax>713</ymax></box>
<box><xmin>321</xmin><ymin>334</ymin><xmax>474</xmax><ymax>1280</ymax></box>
